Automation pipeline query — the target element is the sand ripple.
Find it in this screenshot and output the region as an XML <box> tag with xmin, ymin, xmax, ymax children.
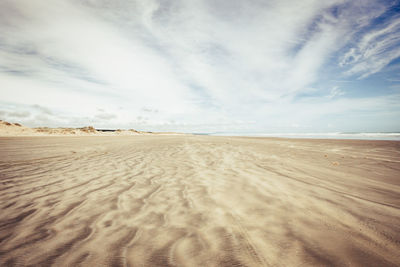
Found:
<box><xmin>1</xmin><ymin>136</ymin><xmax>400</xmax><ymax>266</ymax></box>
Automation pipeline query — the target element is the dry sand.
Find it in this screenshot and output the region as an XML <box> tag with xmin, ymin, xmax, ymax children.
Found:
<box><xmin>0</xmin><ymin>135</ymin><xmax>399</xmax><ymax>266</ymax></box>
<box><xmin>0</xmin><ymin>120</ymin><xmax>159</xmax><ymax>136</ymax></box>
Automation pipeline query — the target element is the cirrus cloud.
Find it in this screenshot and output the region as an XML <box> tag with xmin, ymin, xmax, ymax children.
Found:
<box><xmin>0</xmin><ymin>0</ymin><xmax>399</xmax><ymax>132</ymax></box>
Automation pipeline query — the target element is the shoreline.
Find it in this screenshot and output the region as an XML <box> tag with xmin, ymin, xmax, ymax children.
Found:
<box><xmin>2</xmin><ymin>134</ymin><xmax>400</xmax><ymax>144</ymax></box>
<box><xmin>207</xmin><ymin>133</ymin><xmax>400</xmax><ymax>141</ymax></box>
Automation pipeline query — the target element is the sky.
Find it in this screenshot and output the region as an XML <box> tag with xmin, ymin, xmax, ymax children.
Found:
<box><xmin>1</xmin><ymin>0</ymin><xmax>400</xmax><ymax>133</ymax></box>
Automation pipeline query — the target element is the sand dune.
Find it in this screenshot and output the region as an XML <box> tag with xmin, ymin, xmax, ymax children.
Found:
<box><xmin>0</xmin><ymin>120</ymin><xmax>158</xmax><ymax>136</ymax></box>
<box><xmin>0</xmin><ymin>135</ymin><xmax>399</xmax><ymax>266</ymax></box>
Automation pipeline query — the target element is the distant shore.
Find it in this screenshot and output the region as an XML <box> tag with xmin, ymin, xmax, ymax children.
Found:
<box><xmin>0</xmin><ymin>120</ymin><xmax>185</xmax><ymax>136</ymax></box>
<box><xmin>2</xmin><ymin>120</ymin><xmax>399</xmax><ymax>141</ymax></box>
<box><xmin>208</xmin><ymin>132</ymin><xmax>400</xmax><ymax>141</ymax></box>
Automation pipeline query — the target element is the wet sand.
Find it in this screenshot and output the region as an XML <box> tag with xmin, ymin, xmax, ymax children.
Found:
<box><xmin>0</xmin><ymin>136</ymin><xmax>399</xmax><ymax>266</ymax></box>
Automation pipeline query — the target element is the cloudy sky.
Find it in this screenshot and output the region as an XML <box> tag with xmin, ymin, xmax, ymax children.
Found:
<box><xmin>1</xmin><ymin>0</ymin><xmax>400</xmax><ymax>133</ymax></box>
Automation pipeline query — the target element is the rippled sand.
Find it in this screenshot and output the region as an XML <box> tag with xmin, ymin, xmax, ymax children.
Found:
<box><xmin>0</xmin><ymin>136</ymin><xmax>399</xmax><ymax>266</ymax></box>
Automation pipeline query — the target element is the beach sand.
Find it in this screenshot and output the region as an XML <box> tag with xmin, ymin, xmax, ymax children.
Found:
<box><xmin>0</xmin><ymin>135</ymin><xmax>399</xmax><ymax>266</ymax></box>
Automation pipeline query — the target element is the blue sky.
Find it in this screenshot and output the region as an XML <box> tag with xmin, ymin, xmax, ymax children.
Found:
<box><xmin>0</xmin><ymin>0</ymin><xmax>399</xmax><ymax>133</ymax></box>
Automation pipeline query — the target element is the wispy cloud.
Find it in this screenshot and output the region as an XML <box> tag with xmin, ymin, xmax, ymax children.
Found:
<box><xmin>95</xmin><ymin>112</ymin><xmax>117</xmax><ymax>120</ymax></box>
<box><xmin>327</xmin><ymin>86</ymin><xmax>345</xmax><ymax>98</ymax></box>
<box><xmin>340</xmin><ymin>14</ymin><xmax>400</xmax><ymax>78</ymax></box>
<box><xmin>0</xmin><ymin>0</ymin><xmax>399</xmax><ymax>132</ymax></box>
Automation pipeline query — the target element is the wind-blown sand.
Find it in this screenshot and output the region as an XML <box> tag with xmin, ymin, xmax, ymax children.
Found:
<box><xmin>0</xmin><ymin>135</ymin><xmax>399</xmax><ymax>266</ymax></box>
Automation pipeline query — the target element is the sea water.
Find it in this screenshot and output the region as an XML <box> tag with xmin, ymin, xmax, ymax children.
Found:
<box><xmin>207</xmin><ymin>132</ymin><xmax>400</xmax><ymax>141</ymax></box>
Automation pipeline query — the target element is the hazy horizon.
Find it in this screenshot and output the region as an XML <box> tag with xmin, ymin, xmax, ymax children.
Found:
<box><xmin>1</xmin><ymin>0</ymin><xmax>400</xmax><ymax>133</ymax></box>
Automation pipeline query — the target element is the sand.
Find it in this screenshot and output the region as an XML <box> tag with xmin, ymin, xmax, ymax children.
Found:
<box><xmin>0</xmin><ymin>135</ymin><xmax>399</xmax><ymax>266</ymax></box>
<box><xmin>0</xmin><ymin>120</ymin><xmax>157</xmax><ymax>136</ymax></box>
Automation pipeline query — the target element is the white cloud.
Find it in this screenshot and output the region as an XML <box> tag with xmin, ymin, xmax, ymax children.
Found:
<box><xmin>340</xmin><ymin>16</ymin><xmax>400</xmax><ymax>78</ymax></box>
<box><xmin>95</xmin><ymin>113</ymin><xmax>117</xmax><ymax>120</ymax></box>
<box><xmin>0</xmin><ymin>0</ymin><xmax>399</xmax><ymax>132</ymax></box>
<box><xmin>327</xmin><ymin>86</ymin><xmax>345</xmax><ymax>98</ymax></box>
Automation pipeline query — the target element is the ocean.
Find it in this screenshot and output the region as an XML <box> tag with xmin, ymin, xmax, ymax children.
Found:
<box><xmin>207</xmin><ymin>132</ymin><xmax>400</xmax><ymax>141</ymax></box>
